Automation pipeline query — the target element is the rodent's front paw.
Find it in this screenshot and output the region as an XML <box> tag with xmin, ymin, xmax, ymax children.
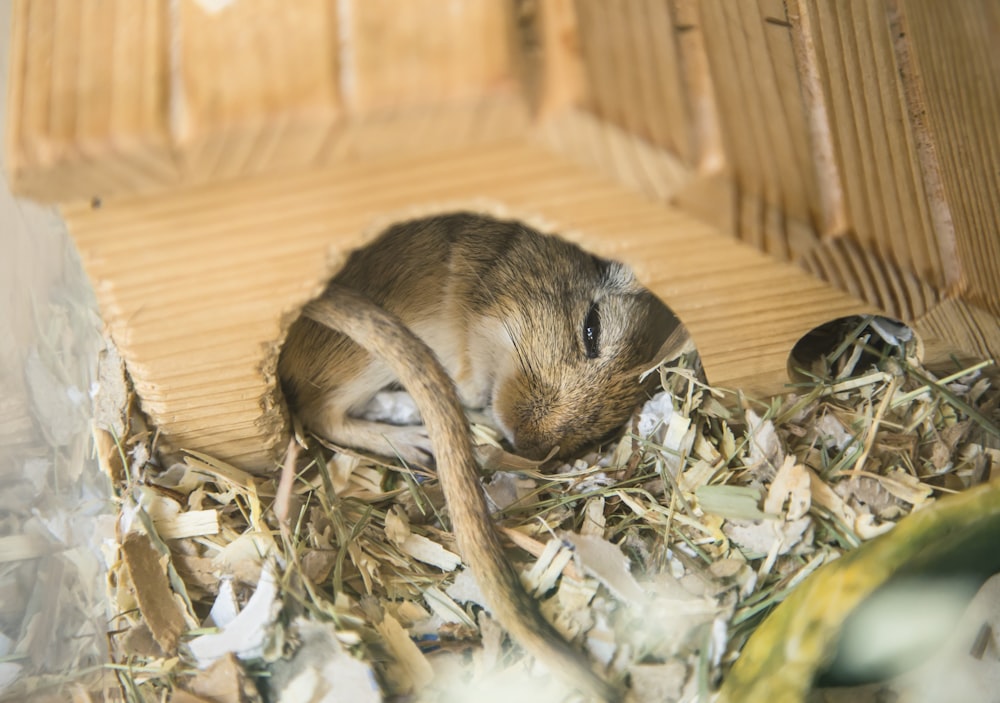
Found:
<box><xmin>315</xmin><ymin>416</ymin><xmax>435</xmax><ymax>466</ymax></box>
<box><xmin>378</xmin><ymin>425</ymin><xmax>434</xmax><ymax>466</ymax></box>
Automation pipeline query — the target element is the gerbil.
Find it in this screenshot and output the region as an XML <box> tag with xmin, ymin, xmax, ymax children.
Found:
<box><xmin>279</xmin><ymin>212</ymin><xmax>681</xmax><ymax>464</ymax></box>
<box><xmin>300</xmin><ymin>289</ymin><xmax>620</xmax><ymax>700</ymax></box>
<box><xmin>279</xmin><ymin>213</ymin><xmax>683</xmax><ymax>700</ymax></box>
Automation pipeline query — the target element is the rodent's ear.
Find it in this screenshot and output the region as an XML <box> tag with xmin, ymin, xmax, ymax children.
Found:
<box><xmin>647</xmin><ymin>322</ymin><xmax>695</xmax><ymax>368</ymax></box>
<box><xmin>636</xmin><ymin>321</ymin><xmax>701</xmax><ymax>386</ymax></box>
<box><xmin>595</xmin><ymin>257</ymin><xmax>641</xmax><ymax>292</ymax></box>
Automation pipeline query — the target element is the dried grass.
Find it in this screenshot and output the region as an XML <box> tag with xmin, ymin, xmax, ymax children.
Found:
<box><xmin>99</xmin><ymin>316</ymin><xmax>999</xmax><ymax>702</ymax></box>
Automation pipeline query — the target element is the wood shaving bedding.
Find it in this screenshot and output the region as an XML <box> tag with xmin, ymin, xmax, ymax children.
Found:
<box><xmin>93</xmin><ymin>316</ymin><xmax>999</xmax><ymax>702</ymax></box>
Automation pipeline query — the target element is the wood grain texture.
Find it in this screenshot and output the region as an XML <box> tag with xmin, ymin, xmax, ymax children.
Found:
<box><xmin>672</xmin><ymin>0</ymin><xmax>724</xmax><ymax>172</ymax></box>
<box><xmin>536</xmin><ymin>108</ymin><xmax>692</xmax><ymax>202</ymax></box>
<box><xmin>696</xmin><ymin>0</ymin><xmax>826</xmax><ymax>237</ymax></box>
<box><xmin>573</xmin><ymin>0</ymin><xmax>709</xmax><ymax>167</ymax></box>
<box><xmin>10</xmin><ymin>0</ymin><xmax>998</xmax><ymax>475</ymax></box>
<box><xmin>685</xmin><ymin>0</ymin><xmax>999</xmax><ymax>357</ymax></box>
<box><xmin>326</xmin><ymin>98</ymin><xmax>531</xmax><ymax>165</ymax></box>
<box><xmin>5</xmin><ymin>0</ymin><xmax>178</xmax><ymax>202</ymax></box>
<box><xmin>916</xmin><ymin>299</ymin><xmax>1000</xmax><ymax>372</ymax></box>
<box><xmin>673</xmin><ymin>172</ymin><xmax>819</xmax><ymax>265</ymax></box>
<box><xmin>510</xmin><ymin>0</ymin><xmax>586</xmax><ymax>117</ymax></box>
<box><xmin>784</xmin><ymin>0</ymin><xmax>846</xmax><ymax>236</ymax></box>
<box><xmin>343</xmin><ymin>0</ymin><xmax>517</xmax><ymax>112</ymax></box>
<box><xmin>897</xmin><ymin>0</ymin><xmax>1000</xmax><ymax>314</ymax></box>
<box><xmin>63</xmin><ymin>141</ymin><xmax>873</xmax><ymax>470</ymax></box>
<box><xmin>799</xmin><ymin>234</ymin><xmax>940</xmax><ymax>322</ymax></box>
<box><xmin>527</xmin><ymin>0</ymin><xmax>715</xmax><ymax>208</ymax></box>
<box><xmin>5</xmin><ymin>0</ymin><xmax>526</xmax><ymax>202</ymax></box>
<box><xmin>671</xmin><ymin>170</ymin><xmax>735</xmax><ymax>239</ymax></box>
<box><xmin>173</xmin><ymin>0</ymin><xmax>340</xmax><ymax>180</ymax></box>
<box><xmin>801</xmin><ymin>0</ymin><xmax>953</xmax><ymax>291</ymax></box>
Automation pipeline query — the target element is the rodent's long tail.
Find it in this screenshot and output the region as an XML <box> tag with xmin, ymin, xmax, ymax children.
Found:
<box><xmin>305</xmin><ymin>288</ymin><xmax>620</xmax><ymax>702</ymax></box>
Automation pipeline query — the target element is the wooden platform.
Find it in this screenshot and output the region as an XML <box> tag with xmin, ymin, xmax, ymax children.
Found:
<box><xmin>6</xmin><ymin>0</ymin><xmax>998</xmax><ymax>470</ymax></box>
<box><xmin>61</xmin><ymin>140</ymin><xmax>870</xmax><ymax>469</ymax></box>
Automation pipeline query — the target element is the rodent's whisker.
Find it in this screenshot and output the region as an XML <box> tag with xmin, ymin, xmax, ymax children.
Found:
<box><xmin>278</xmin><ymin>212</ymin><xmax>682</xmax><ymax>702</ymax></box>
<box><xmin>467</xmin><ymin>260</ymin><xmax>537</xmax><ymax>382</ymax></box>
<box><xmin>501</xmin><ymin>314</ymin><xmax>536</xmax><ymax>381</ymax></box>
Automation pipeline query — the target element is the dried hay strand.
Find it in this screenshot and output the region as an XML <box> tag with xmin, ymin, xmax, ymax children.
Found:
<box><xmin>97</xmin><ymin>315</ymin><xmax>999</xmax><ymax>702</ymax></box>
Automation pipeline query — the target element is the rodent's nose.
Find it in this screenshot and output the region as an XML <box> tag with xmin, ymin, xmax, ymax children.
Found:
<box><xmin>510</xmin><ymin>430</ymin><xmax>554</xmax><ymax>461</ymax></box>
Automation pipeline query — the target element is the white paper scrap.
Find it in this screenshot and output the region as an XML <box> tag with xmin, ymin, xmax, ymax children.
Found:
<box><xmin>637</xmin><ymin>392</ymin><xmax>674</xmax><ymax>444</ymax></box>
<box><xmin>188</xmin><ymin>565</ymin><xmax>279</xmax><ymax>666</ymax></box>
<box><xmin>563</xmin><ymin>533</ymin><xmax>645</xmax><ymax>604</ymax></box>
<box><xmin>206</xmin><ymin>578</ymin><xmax>239</xmax><ymax>629</ymax></box>
<box><xmin>400</xmin><ymin>534</ymin><xmax>462</xmax><ymax>572</ymax></box>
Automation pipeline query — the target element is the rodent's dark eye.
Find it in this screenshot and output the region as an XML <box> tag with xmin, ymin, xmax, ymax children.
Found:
<box><xmin>583</xmin><ymin>303</ymin><xmax>601</xmax><ymax>359</ymax></box>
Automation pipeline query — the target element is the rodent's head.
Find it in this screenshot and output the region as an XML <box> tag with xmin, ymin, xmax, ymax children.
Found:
<box><xmin>482</xmin><ymin>234</ymin><xmax>680</xmax><ymax>461</ymax></box>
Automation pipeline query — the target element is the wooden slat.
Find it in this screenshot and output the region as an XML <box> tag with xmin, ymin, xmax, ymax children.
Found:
<box><xmin>326</xmin><ymin>98</ymin><xmax>531</xmax><ymax>164</ymax></box>
<box><xmin>536</xmin><ymin>108</ymin><xmax>692</xmax><ymax>203</ymax></box>
<box><xmin>916</xmin><ymin>299</ymin><xmax>1000</xmax><ymax>371</ymax></box>
<box><xmin>174</xmin><ymin>0</ymin><xmax>340</xmax><ymax>180</ymax></box>
<box><xmin>63</xmin><ymin>140</ymin><xmax>874</xmax><ymax>470</ymax></box>
<box><xmin>5</xmin><ymin>0</ymin><xmax>177</xmax><ymax>202</ymax></box>
<box><xmin>5</xmin><ymin>0</ymin><xmax>530</xmax><ymax>202</ymax></box>
<box><xmin>344</xmin><ymin>0</ymin><xmax>517</xmax><ymax>112</ymax></box>
<box><xmin>511</xmin><ymin>0</ymin><xmax>586</xmax><ymax>117</ymax></box>
<box><xmin>696</xmin><ymin>0</ymin><xmax>825</xmax><ymax>243</ymax></box>
<box><xmin>671</xmin><ymin>0</ymin><xmax>724</xmax><ymax>172</ymax></box>
<box><xmin>800</xmin><ymin>235</ymin><xmax>940</xmax><ymax>322</ymax></box>
<box><xmin>897</xmin><ymin>0</ymin><xmax>1000</xmax><ymax>314</ymax></box>
<box><xmin>573</xmin><ymin>0</ymin><xmax>696</xmax><ymax>165</ymax></box>
<box><xmin>802</xmin><ymin>0</ymin><xmax>951</xmax><ymax>290</ymax></box>
<box><xmin>785</xmin><ymin>0</ymin><xmax>846</xmax><ymax>235</ymax></box>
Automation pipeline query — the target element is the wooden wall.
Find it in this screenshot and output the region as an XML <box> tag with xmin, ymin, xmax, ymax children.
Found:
<box><xmin>529</xmin><ymin>0</ymin><xmax>1000</xmax><ymax>361</ymax></box>
<box><xmin>5</xmin><ymin>0</ymin><xmax>997</xmax><ymax>469</ymax></box>
<box><xmin>5</xmin><ymin>0</ymin><xmax>527</xmax><ymax>200</ymax></box>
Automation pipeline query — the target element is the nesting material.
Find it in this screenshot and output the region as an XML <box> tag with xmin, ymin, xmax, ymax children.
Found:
<box><xmin>0</xmin><ymin>295</ymin><xmax>118</xmax><ymax>702</ymax></box>
<box><xmin>98</xmin><ymin>317</ymin><xmax>999</xmax><ymax>701</ymax></box>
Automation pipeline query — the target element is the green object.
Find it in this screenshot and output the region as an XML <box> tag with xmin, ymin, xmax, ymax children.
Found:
<box><xmin>718</xmin><ymin>479</ymin><xmax>1000</xmax><ymax>703</ymax></box>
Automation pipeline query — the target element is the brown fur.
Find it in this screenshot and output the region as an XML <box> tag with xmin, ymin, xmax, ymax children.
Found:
<box><xmin>301</xmin><ymin>289</ymin><xmax>621</xmax><ymax>700</ymax></box>
<box><xmin>279</xmin><ymin>213</ymin><xmax>684</xmax><ymax>700</ymax></box>
<box><xmin>279</xmin><ymin>212</ymin><xmax>680</xmax><ymax>463</ymax></box>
